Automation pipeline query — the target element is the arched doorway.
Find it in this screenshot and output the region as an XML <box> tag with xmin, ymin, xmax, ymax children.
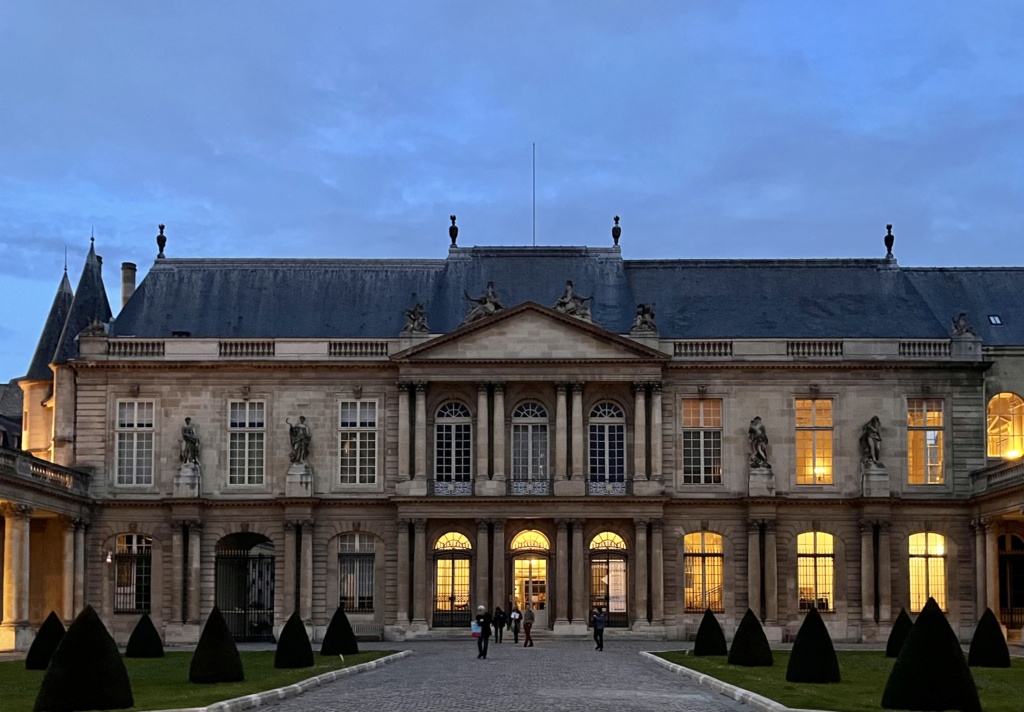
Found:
<box><xmin>215</xmin><ymin>533</ymin><xmax>275</xmax><ymax>641</ymax></box>
<box><xmin>999</xmin><ymin>534</ymin><xmax>1024</xmax><ymax>629</ymax></box>
<box><xmin>590</xmin><ymin>531</ymin><xmax>628</xmax><ymax>627</ymax></box>
<box><xmin>510</xmin><ymin>529</ymin><xmax>549</xmax><ymax>628</ymax></box>
<box><xmin>433</xmin><ymin>532</ymin><xmax>472</xmax><ymax>628</ymax></box>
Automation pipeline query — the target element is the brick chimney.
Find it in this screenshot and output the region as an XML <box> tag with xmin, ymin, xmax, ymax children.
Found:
<box><xmin>121</xmin><ymin>262</ymin><xmax>137</xmax><ymax>308</ymax></box>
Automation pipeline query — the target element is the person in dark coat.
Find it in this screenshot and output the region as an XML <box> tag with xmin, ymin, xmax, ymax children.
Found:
<box><xmin>492</xmin><ymin>606</ymin><xmax>506</xmax><ymax>643</ymax></box>
<box><xmin>475</xmin><ymin>605</ymin><xmax>493</xmax><ymax>659</ymax></box>
<box><xmin>509</xmin><ymin>606</ymin><xmax>522</xmax><ymax>643</ymax></box>
<box><xmin>591</xmin><ymin>608</ymin><xmax>606</xmax><ymax>651</ymax></box>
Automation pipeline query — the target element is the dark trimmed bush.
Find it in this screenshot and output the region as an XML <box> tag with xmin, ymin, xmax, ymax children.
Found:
<box><xmin>885</xmin><ymin>608</ymin><xmax>913</xmax><ymax>658</ymax></box>
<box><xmin>320</xmin><ymin>606</ymin><xmax>359</xmax><ymax>656</ymax></box>
<box><xmin>33</xmin><ymin>605</ymin><xmax>133</xmax><ymax>711</ymax></box>
<box><xmin>786</xmin><ymin>605</ymin><xmax>840</xmax><ymax>683</ymax></box>
<box><xmin>125</xmin><ymin>613</ymin><xmax>164</xmax><ymax>658</ymax></box>
<box><xmin>189</xmin><ymin>607</ymin><xmax>244</xmax><ymax>684</ymax></box>
<box><xmin>275</xmin><ymin>611</ymin><xmax>314</xmax><ymax>668</ymax></box>
<box><xmin>967</xmin><ymin>607</ymin><xmax>1011</xmax><ymax>668</ymax></box>
<box><xmin>881</xmin><ymin>597</ymin><xmax>981</xmax><ymax>712</ymax></box>
<box><xmin>26</xmin><ymin>611</ymin><xmax>65</xmax><ymax>670</ymax></box>
<box><xmin>726</xmin><ymin>608</ymin><xmax>773</xmax><ymax>667</ymax></box>
<box><xmin>693</xmin><ymin>608</ymin><xmax>728</xmax><ymax>656</ymax></box>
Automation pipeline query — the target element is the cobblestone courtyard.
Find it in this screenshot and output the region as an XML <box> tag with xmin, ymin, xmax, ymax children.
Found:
<box><xmin>276</xmin><ymin>638</ymin><xmax>748</xmax><ymax>712</ymax></box>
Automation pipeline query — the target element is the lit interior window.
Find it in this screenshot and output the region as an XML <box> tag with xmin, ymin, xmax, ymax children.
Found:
<box><xmin>987</xmin><ymin>392</ymin><xmax>1024</xmax><ymax>459</ymax></box>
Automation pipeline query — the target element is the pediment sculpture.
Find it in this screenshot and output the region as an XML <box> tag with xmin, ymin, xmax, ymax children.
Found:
<box><xmin>552</xmin><ymin>280</ymin><xmax>593</xmax><ymax>322</ymax></box>
<box><xmin>402</xmin><ymin>302</ymin><xmax>430</xmax><ymax>334</ymax></box>
<box><xmin>463</xmin><ymin>282</ymin><xmax>505</xmax><ymax>325</ymax></box>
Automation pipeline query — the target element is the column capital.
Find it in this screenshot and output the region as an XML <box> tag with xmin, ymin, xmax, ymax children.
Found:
<box><xmin>397</xmin><ymin>517</ymin><xmax>413</xmax><ymax>526</ymax></box>
<box><xmin>571</xmin><ymin>382</ymin><xmax>585</xmax><ymax>394</ymax></box>
<box><xmin>556</xmin><ymin>382</ymin><xmax>568</xmax><ymax>394</ymax></box>
<box><xmin>170</xmin><ymin>519</ymin><xmax>185</xmax><ymax>533</ymax></box>
<box><xmin>491</xmin><ymin>382</ymin><xmax>506</xmax><ymax>394</ymax></box>
<box><xmin>58</xmin><ymin>515</ymin><xmax>77</xmax><ymax>532</ymax></box>
<box><xmin>650</xmin><ymin>519</ymin><xmax>663</xmax><ymax>533</ymax></box>
<box><xmin>859</xmin><ymin>519</ymin><xmax>876</xmax><ymax>533</ymax></box>
<box><xmin>0</xmin><ymin>503</ymin><xmax>34</xmax><ymax>518</ymax></box>
<box><xmin>73</xmin><ymin>517</ymin><xmax>90</xmax><ymax>530</ymax></box>
<box><xmin>763</xmin><ymin>519</ymin><xmax>777</xmax><ymax>533</ymax></box>
<box><xmin>632</xmin><ymin>381</ymin><xmax>648</xmax><ymax>395</ymax></box>
<box><xmin>491</xmin><ymin>518</ymin><xmax>506</xmax><ymax>530</ymax></box>
<box><xmin>413</xmin><ymin>518</ymin><xmax>427</xmax><ymax>533</ymax></box>
<box><xmin>570</xmin><ymin>518</ymin><xmax>586</xmax><ymax>528</ymax></box>
<box><xmin>413</xmin><ymin>381</ymin><xmax>428</xmax><ymax>393</ymax></box>
<box><xmin>555</xmin><ymin>518</ymin><xmax>570</xmax><ymax>529</ymax></box>
<box><xmin>284</xmin><ymin>520</ymin><xmax>299</xmax><ymax>531</ymax></box>
<box><xmin>476</xmin><ymin>382</ymin><xmax>490</xmax><ymax>393</ymax></box>
<box><xmin>649</xmin><ymin>381</ymin><xmax>663</xmax><ymax>394</ymax></box>
<box><xmin>747</xmin><ymin>519</ymin><xmax>762</xmax><ymax>533</ymax></box>
<box><xmin>634</xmin><ymin>518</ymin><xmax>650</xmax><ymax>529</ymax></box>
<box><xmin>476</xmin><ymin>518</ymin><xmax>490</xmax><ymax>529</ymax></box>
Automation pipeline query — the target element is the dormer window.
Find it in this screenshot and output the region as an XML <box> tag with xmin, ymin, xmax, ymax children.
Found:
<box><xmin>988</xmin><ymin>315</ymin><xmax>1003</xmax><ymax>325</ymax></box>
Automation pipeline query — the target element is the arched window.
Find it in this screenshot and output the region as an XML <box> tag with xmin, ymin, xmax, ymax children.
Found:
<box><xmin>987</xmin><ymin>393</ymin><xmax>1024</xmax><ymax>459</ymax></box>
<box><xmin>114</xmin><ymin>534</ymin><xmax>152</xmax><ymax>614</ymax></box>
<box><xmin>435</xmin><ymin>402</ymin><xmax>472</xmax><ymax>483</ymax></box>
<box><xmin>590</xmin><ymin>532</ymin><xmax>628</xmax><ymax>627</ymax></box>
<box><xmin>909</xmin><ymin>532</ymin><xmax>946</xmax><ymax>612</ymax></box>
<box><xmin>589</xmin><ymin>402</ymin><xmax>625</xmax><ymax>487</ymax></box>
<box><xmin>512</xmin><ymin>402</ymin><xmax>549</xmax><ymax>482</ymax></box>
<box><xmin>338</xmin><ymin>533</ymin><xmax>375</xmax><ymax>612</ymax></box>
<box><xmin>684</xmin><ymin>532</ymin><xmax>724</xmax><ymax>613</ymax></box>
<box><xmin>590</xmin><ymin>531</ymin><xmax>627</xmax><ymax>551</ymax></box>
<box><xmin>434</xmin><ymin>531</ymin><xmax>472</xmax><ymax>551</ymax></box>
<box><xmin>510</xmin><ymin>529</ymin><xmax>550</xmax><ymax>552</ymax></box>
<box><xmin>434</xmin><ymin>532</ymin><xmax>472</xmax><ymax>628</ymax></box>
<box><xmin>797</xmin><ymin>532</ymin><xmax>834</xmax><ymax>612</ymax></box>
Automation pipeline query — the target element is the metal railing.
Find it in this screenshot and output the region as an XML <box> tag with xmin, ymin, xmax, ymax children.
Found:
<box><xmin>507</xmin><ymin>478</ymin><xmax>551</xmax><ymax>495</ymax></box>
<box><xmin>587</xmin><ymin>479</ymin><xmax>632</xmax><ymax>496</ymax></box>
<box><xmin>428</xmin><ymin>478</ymin><xmax>473</xmax><ymax>496</ymax></box>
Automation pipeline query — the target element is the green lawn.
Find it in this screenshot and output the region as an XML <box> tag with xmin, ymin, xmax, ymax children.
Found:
<box><xmin>655</xmin><ymin>651</ymin><xmax>1024</xmax><ymax>712</ymax></box>
<box><xmin>1</xmin><ymin>650</ymin><xmax>393</xmax><ymax>712</ymax></box>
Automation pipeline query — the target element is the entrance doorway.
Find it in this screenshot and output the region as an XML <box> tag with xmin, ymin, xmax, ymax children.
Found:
<box><xmin>513</xmin><ymin>557</ymin><xmax>548</xmax><ymax>628</ymax></box>
<box><xmin>999</xmin><ymin>534</ymin><xmax>1024</xmax><ymax>629</ymax></box>
<box><xmin>590</xmin><ymin>531</ymin><xmax>628</xmax><ymax>627</ymax></box>
<box><xmin>215</xmin><ymin>533</ymin><xmax>275</xmax><ymax>642</ymax></box>
<box><xmin>433</xmin><ymin>532</ymin><xmax>472</xmax><ymax>628</ymax></box>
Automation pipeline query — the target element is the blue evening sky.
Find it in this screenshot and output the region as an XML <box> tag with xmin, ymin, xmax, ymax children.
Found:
<box><xmin>1</xmin><ymin>1</ymin><xmax>1023</xmax><ymax>379</ymax></box>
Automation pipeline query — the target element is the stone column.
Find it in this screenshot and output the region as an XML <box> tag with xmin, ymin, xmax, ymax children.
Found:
<box><xmin>397</xmin><ymin>383</ymin><xmax>411</xmax><ymax>480</ymax></box>
<box><xmin>633</xmin><ymin>519</ymin><xmax>649</xmax><ymax>627</ymax></box>
<box><xmin>555</xmin><ymin>519</ymin><xmax>570</xmax><ymax>626</ymax></box>
<box><xmin>412</xmin><ymin>519</ymin><xmax>427</xmax><ymax>624</ymax></box>
<box><xmin>300</xmin><ymin>521</ymin><xmax>314</xmax><ymax>621</ymax></box>
<box><xmin>986</xmin><ymin>522</ymin><xmax>999</xmax><ymax>614</ymax></box>
<box><xmin>571</xmin><ymin>383</ymin><xmax>585</xmax><ymax>480</ymax></box>
<box><xmin>61</xmin><ymin>516</ymin><xmax>75</xmax><ymax>623</ymax></box>
<box><xmin>492</xmin><ymin>384</ymin><xmax>506</xmax><ymax>482</ymax></box>
<box><xmin>476</xmin><ymin>384</ymin><xmax>490</xmax><ymax>482</ymax></box>
<box><xmin>187</xmin><ymin>522</ymin><xmax>202</xmax><ymax>623</ymax></box>
<box><xmin>972</xmin><ymin>519</ymin><xmax>986</xmax><ymax>619</ymax></box>
<box><xmin>171</xmin><ymin>521</ymin><xmax>184</xmax><ymax>623</ymax></box>
<box><xmin>555</xmin><ymin>384</ymin><xmax>568</xmax><ymax>481</ymax></box>
<box><xmin>2</xmin><ymin>505</ymin><xmax>32</xmax><ymax>629</ymax></box>
<box><xmin>396</xmin><ymin>519</ymin><xmax>410</xmax><ymax>623</ymax></box>
<box><xmin>492</xmin><ymin>519</ymin><xmax>505</xmax><ymax>610</ymax></box>
<box><xmin>764</xmin><ymin>521</ymin><xmax>778</xmax><ymax>622</ymax></box>
<box><xmin>877</xmin><ymin>522</ymin><xmax>891</xmax><ymax>621</ymax></box>
<box><xmin>860</xmin><ymin>521</ymin><xmax>876</xmax><ymax>623</ymax></box>
<box><xmin>650</xmin><ymin>520</ymin><xmax>664</xmax><ymax>625</ymax></box>
<box><xmin>633</xmin><ymin>383</ymin><xmax>647</xmax><ymax>481</ymax></box>
<box><xmin>476</xmin><ymin>520</ymin><xmax>490</xmax><ymax>608</ymax></box>
<box><xmin>571</xmin><ymin>519</ymin><xmax>586</xmax><ymax>624</ymax></box>
<box><xmin>414</xmin><ymin>383</ymin><xmax>427</xmax><ymax>481</ymax></box>
<box><xmin>283</xmin><ymin>522</ymin><xmax>298</xmax><ymax>614</ymax></box>
<box><xmin>73</xmin><ymin>520</ymin><xmax>86</xmax><ymax>614</ymax></box>
<box><xmin>747</xmin><ymin>520</ymin><xmax>761</xmax><ymax>617</ymax></box>
<box><xmin>649</xmin><ymin>383</ymin><xmax>663</xmax><ymax>481</ymax></box>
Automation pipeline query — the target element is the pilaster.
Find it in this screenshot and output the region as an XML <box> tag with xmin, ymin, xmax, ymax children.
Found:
<box><xmin>649</xmin><ymin>383</ymin><xmax>663</xmax><ymax>482</ymax></box>
<box><xmin>632</xmin><ymin>382</ymin><xmax>647</xmax><ymax>482</ymax></box>
<box><xmin>476</xmin><ymin>384</ymin><xmax>490</xmax><ymax>482</ymax></box>
<box><xmin>412</xmin><ymin>519</ymin><xmax>427</xmax><ymax>624</ymax></box>
<box><xmin>300</xmin><ymin>520</ymin><xmax>314</xmax><ymax>621</ymax></box>
<box><xmin>476</xmin><ymin>519</ymin><xmax>490</xmax><ymax>609</ymax></box>
<box><xmin>187</xmin><ymin>521</ymin><xmax>202</xmax><ymax>623</ymax></box>
<box><xmin>492</xmin><ymin>383</ymin><xmax>506</xmax><ymax>482</ymax></box>
<box><xmin>555</xmin><ymin>383</ymin><xmax>568</xmax><ymax>481</ymax></box>
<box><xmin>632</xmin><ymin>519</ymin><xmax>649</xmax><ymax>628</ymax></box>
<box><xmin>554</xmin><ymin>519</ymin><xmax>570</xmax><ymax>629</ymax></box>
<box><xmin>650</xmin><ymin>519</ymin><xmax>664</xmax><ymax>625</ymax></box>
<box><xmin>763</xmin><ymin>520</ymin><xmax>778</xmax><ymax>623</ymax></box>
<box><xmin>571</xmin><ymin>383</ymin><xmax>584</xmax><ymax>480</ymax></box>
<box><xmin>860</xmin><ymin>520</ymin><xmax>876</xmax><ymax>624</ymax></box>
<box><xmin>972</xmin><ymin>519</ymin><xmax>986</xmax><ymax>619</ymax></box>
<box><xmin>396</xmin><ymin>519</ymin><xmax>410</xmax><ymax>624</ymax></box>
<box><xmin>747</xmin><ymin>520</ymin><xmax>761</xmax><ymax>617</ymax></box>
<box><xmin>60</xmin><ymin>516</ymin><xmax>75</xmax><ymax>623</ymax></box>
<box><xmin>0</xmin><ymin>504</ymin><xmax>34</xmax><ymax>650</ymax></box>
<box><xmin>397</xmin><ymin>383</ymin><xmax>411</xmax><ymax>480</ymax></box>
<box><xmin>571</xmin><ymin>519</ymin><xmax>585</xmax><ymax>624</ymax></box>
<box><xmin>491</xmin><ymin>519</ymin><xmax>505</xmax><ymax>610</ymax></box>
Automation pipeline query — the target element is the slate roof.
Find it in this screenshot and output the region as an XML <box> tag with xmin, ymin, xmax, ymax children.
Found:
<box><xmin>25</xmin><ymin>271</ymin><xmax>73</xmax><ymax>380</ymax></box>
<box><xmin>0</xmin><ymin>378</ymin><xmax>23</xmax><ymax>419</ymax></box>
<box><xmin>108</xmin><ymin>246</ymin><xmax>1024</xmax><ymax>343</ymax></box>
<box><xmin>53</xmin><ymin>240</ymin><xmax>112</xmax><ymax>365</ymax></box>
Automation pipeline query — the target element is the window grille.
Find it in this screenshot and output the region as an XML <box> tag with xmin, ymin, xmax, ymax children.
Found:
<box><xmin>683</xmin><ymin>531</ymin><xmax>723</xmax><ymax>612</ymax></box>
<box><xmin>114</xmin><ymin>534</ymin><xmax>152</xmax><ymax>613</ymax></box>
<box><xmin>909</xmin><ymin>532</ymin><xmax>946</xmax><ymax>611</ymax></box>
<box><xmin>797</xmin><ymin>531</ymin><xmax>834</xmax><ymax>612</ymax></box>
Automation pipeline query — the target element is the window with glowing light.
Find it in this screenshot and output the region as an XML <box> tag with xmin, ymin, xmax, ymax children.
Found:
<box><xmin>339</xmin><ymin>400</ymin><xmax>377</xmax><ymax>484</ymax></box>
<box><xmin>338</xmin><ymin>532</ymin><xmax>375</xmax><ymax>611</ymax></box>
<box><xmin>909</xmin><ymin>532</ymin><xmax>946</xmax><ymax>611</ymax></box>
<box><xmin>907</xmin><ymin>399</ymin><xmax>944</xmax><ymax>485</ymax></box>
<box><xmin>987</xmin><ymin>392</ymin><xmax>1024</xmax><ymax>460</ymax></box>
<box><xmin>682</xmin><ymin>399</ymin><xmax>722</xmax><ymax>484</ymax></box>
<box><xmin>797</xmin><ymin>531</ymin><xmax>834</xmax><ymax>611</ymax></box>
<box><xmin>684</xmin><ymin>531</ymin><xmax>724</xmax><ymax>612</ymax></box>
<box><xmin>796</xmin><ymin>399</ymin><xmax>833</xmax><ymax>484</ymax></box>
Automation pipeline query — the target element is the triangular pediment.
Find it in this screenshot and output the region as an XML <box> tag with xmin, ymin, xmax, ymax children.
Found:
<box><xmin>392</xmin><ymin>302</ymin><xmax>667</xmax><ymax>362</ymax></box>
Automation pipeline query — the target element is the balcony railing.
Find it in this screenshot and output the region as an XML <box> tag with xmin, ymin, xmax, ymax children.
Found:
<box><xmin>0</xmin><ymin>446</ymin><xmax>91</xmax><ymax>496</ymax></box>
<box><xmin>428</xmin><ymin>478</ymin><xmax>473</xmax><ymax>496</ymax></box>
<box><xmin>507</xmin><ymin>478</ymin><xmax>551</xmax><ymax>495</ymax></box>
<box><xmin>587</xmin><ymin>478</ymin><xmax>632</xmax><ymax>496</ymax></box>
<box><xmin>972</xmin><ymin>457</ymin><xmax>1024</xmax><ymax>494</ymax></box>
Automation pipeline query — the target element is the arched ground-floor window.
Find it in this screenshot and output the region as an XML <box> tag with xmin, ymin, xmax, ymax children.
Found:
<box><xmin>114</xmin><ymin>534</ymin><xmax>152</xmax><ymax>614</ymax></box>
<box><xmin>510</xmin><ymin>529</ymin><xmax>550</xmax><ymax>628</ymax></box>
<box><xmin>590</xmin><ymin>531</ymin><xmax>628</xmax><ymax>627</ymax></box>
<box><xmin>909</xmin><ymin>532</ymin><xmax>946</xmax><ymax>612</ymax></box>
<box><xmin>433</xmin><ymin>531</ymin><xmax>472</xmax><ymax>628</ymax></box>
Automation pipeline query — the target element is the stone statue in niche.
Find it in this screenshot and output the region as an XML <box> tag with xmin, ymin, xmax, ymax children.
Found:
<box><xmin>179</xmin><ymin>417</ymin><xmax>201</xmax><ymax>465</ymax></box>
<box><xmin>951</xmin><ymin>312</ymin><xmax>976</xmax><ymax>336</ymax></box>
<box><xmin>463</xmin><ymin>282</ymin><xmax>505</xmax><ymax>324</ymax></box>
<box><xmin>402</xmin><ymin>302</ymin><xmax>430</xmax><ymax>334</ymax></box>
<box><xmin>860</xmin><ymin>416</ymin><xmax>883</xmax><ymax>469</ymax></box>
<box><xmin>287</xmin><ymin>416</ymin><xmax>312</xmax><ymax>465</ymax></box>
<box><xmin>552</xmin><ymin>280</ymin><xmax>593</xmax><ymax>322</ymax></box>
<box><xmin>632</xmin><ymin>303</ymin><xmax>657</xmax><ymax>332</ymax></box>
<box><xmin>748</xmin><ymin>416</ymin><xmax>771</xmax><ymax>469</ymax></box>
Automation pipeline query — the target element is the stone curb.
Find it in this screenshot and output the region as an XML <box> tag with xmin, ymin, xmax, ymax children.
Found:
<box><xmin>640</xmin><ymin>651</ymin><xmax>831</xmax><ymax>712</ymax></box>
<box><xmin>142</xmin><ymin>650</ymin><xmax>412</xmax><ymax>712</ymax></box>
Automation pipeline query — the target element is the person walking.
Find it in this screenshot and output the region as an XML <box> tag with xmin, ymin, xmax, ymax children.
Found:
<box><xmin>591</xmin><ymin>607</ymin><xmax>606</xmax><ymax>651</ymax></box>
<box><xmin>475</xmin><ymin>605</ymin><xmax>493</xmax><ymax>659</ymax></box>
<box><xmin>523</xmin><ymin>603</ymin><xmax>535</xmax><ymax>647</ymax></box>
<box><xmin>509</xmin><ymin>606</ymin><xmax>522</xmax><ymax>644</ymax></box>
<box><xmin>492</xmin><ymin>606</ymin><xmax>506</xmax><ymax>643</ymax></box>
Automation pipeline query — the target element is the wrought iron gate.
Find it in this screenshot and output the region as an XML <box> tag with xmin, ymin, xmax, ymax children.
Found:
<box><xmin>215</xmin><ymin>549</ymin><xmax>275</xmax><ymax>641</ymax></box>
<box><xmin>999</xmin><ymin>537</ymin><xmax>1024</xmax><ymax>629</ymax></box>
<box><xmin>590</xmin><ymin>554</ymin><xmax>628</xmax><ymax>627</ymax></box>
<box><xmin>433</xmin><ymin>555</ymin><xmax>471</xmax><ymax>628</ymax></box>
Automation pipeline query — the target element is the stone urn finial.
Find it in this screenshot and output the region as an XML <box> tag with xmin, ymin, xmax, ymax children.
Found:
<box><xmin>156</xmin><ymin>224</ymin><xmax>167</xmax><ymax>259</ymax></box>
<box><xmin>884</xmin><ymin>224</ymin><xmax>894</xmax><ymax>258</ymax></box>
<box><xmin>612</xmin><ymin>215</ymin><xmax>621</xmax><ymax>246</ymax></box>
<box><xmin>449</xmin><ymin>215</ymin><xmax>459</xmax><ymax>246</ymax></box>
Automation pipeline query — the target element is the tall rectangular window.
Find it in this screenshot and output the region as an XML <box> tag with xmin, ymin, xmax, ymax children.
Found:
<box><xmin>228</xmin><ymin>401</ymin><xmax>265</xmax><ymax>485</ymax></box>
<box><xmin>908</xmin><ymin>399</ymin><xmax>944</xmax><ymax>485</ymax></box>
<box><xmin>681</xmin><ymin>399</ymin><xmax>722</xmax><ymax>484</ymax></box>
<box><xmin>339</xmin><ymin>533</ymin><xmax>375</xmax><ymax>612</ymax></box>
<box><xmin>797</xmin><ymin>531</ymin><xmax>834</xmax><ymax>612</ymax></box>
<box><xmin>116</xmin><ymin>401</ymin><xmax>154</xmax><ymax>485</ymax></box>
<box><xmin>339</xmin><ymin>401</ymin><xmax>377</xmax><ymax>485</ymax></box>
<box><xmin>796</xmin><ymin>399</ymin><xmax>833</xmax><ymax>484</ymax></box>
<box><xmin>683</xmin><ymin>531</ymin><xmax>724</xmax><ymax>612</ymax></box>
<box><xmin>114</xmin><ymin>534</ymin><xmax>152</xmax><ymax>613</ymax></box>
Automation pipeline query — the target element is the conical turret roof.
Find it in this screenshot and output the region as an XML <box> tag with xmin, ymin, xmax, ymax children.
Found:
<box><xmin>25</xmin><ymin>270</ymin><xmax>74</xmax><ymax>380</ymax></box>
<box><xmin>52</xmin><ymin>240</ymin><xmax>112</xmax><ymax>366</ymax></box>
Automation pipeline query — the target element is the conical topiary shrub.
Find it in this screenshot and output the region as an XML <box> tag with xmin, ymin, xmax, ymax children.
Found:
<box><xmin>189</xmin><ymin>607</ymin><xmax>244</xmax><ymax>684</ymax></box>
<box><xmin>320</xmin><ymin>605</ymin><xmax>359</xmax><ymax>656</ymax></box>
<box><xmin>727</xmin><ymin>608</ymin><xmax>773</xmax><ymax>667</ymax></box>
<box><xmin>33</xmin><ymin>605</ymin><xmax>133</xmax><ymax>712</ymax></box>
<box><xmin>26</xmin><ymin>611</ymin><xmax>66</xmax><ymax>670</ymax></box>
<box><xmin>125</xmin><ymin>612</ymin><xmax>164</xmax><ymax>658</ymax></box>
<box><xmin>967</xmin><ymin>607</ymin><xmax>1011</xmax><ymax>668</ymax></box>
<box><xmin>275</xmin><ymin>611</ymin><xmax>314</xmax><ymax>668</ymax></box>
<box><xmin>886</xmin><ymin>608</ymin><xmax>913</xmax><ymax>657</ymax></box>
<box><xmin>881</xmin><ymin>598</ymin><xmax>981</xmax><ymax>712</ymax></box>
<box><xmin>786</xmin><ymin>605</ymin><xmax>841</xmax><ymax>683</ymax></box>
<box><xmin>693</xmin><ymin>608</ymin><xmax>728</xmax><ymax>656</ymax></box>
